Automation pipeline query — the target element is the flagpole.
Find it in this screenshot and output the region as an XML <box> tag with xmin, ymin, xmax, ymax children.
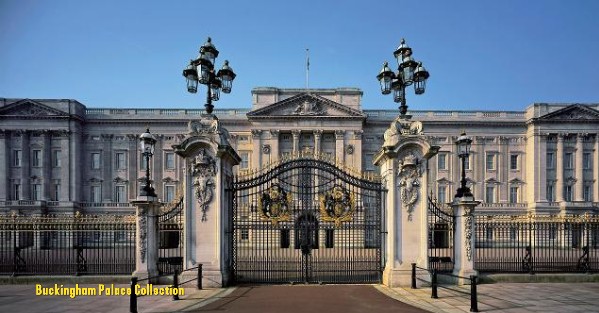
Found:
<box><xmin>306</xmin><ymin>48</ymin><xmax>310</xmax><ymax>90</ymax></box>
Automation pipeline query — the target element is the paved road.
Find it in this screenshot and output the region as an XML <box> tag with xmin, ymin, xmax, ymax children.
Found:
<box><xmin>190</xmin><ymin>285</ymin><xmax>429</xmax><ymax>313</ymax></box>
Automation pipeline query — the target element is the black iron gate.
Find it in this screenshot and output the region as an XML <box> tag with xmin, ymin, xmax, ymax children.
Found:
<box><xmin>428</xmin><ymin>195</ymin><xmax>455</xmax><ymax>272</ymax></box>
<box><xmin>233</xmin><ymin>156</ymin><xmax>383</xmax><ymax>284</ymax></box>
<box><xmin>157</xmin><ymin>196</ymin><xmax>184</xmax><ymax>275</ymax></box>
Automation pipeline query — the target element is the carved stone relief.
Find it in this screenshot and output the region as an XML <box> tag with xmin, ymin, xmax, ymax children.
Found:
<box><xmin>397</xmin><ymin>151</ymin><xmax>422</xmax><ymax>221</ymax></box>
<box><xmin>191</xmin><ymin>148</ymin><xmax>217</xmax><ymax>222</ymax></box>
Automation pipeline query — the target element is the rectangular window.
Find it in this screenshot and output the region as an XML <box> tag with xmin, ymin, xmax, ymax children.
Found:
<box><xmin>164</xmin><ymin>185</ymin><xmax>175</xmax><ymax>202</ymax></box>
<box><xmin>165</xmin><ymin>152</ymin><xmax>175</xmax><ymax>169</ymax></box>
<box><xmin>32</xmin><ymin>150</ymin><xmax>42</xmax><ymax>167</ymax></box>
<box><xmin>510</xmin><ymin>154</ymin><xmax>518</xmax><ymax>170</ymax></box>
<box><xmin>115</xmin><ymin>152</ymin><xmax>126</xmax><ymax>170</ymax></box>
<box><xmin>437</xmin><ymin>153</ymin><xmax>447</xmax><ymax>170</ymax></box>
<box><xmin>486</xmin><ymin>154</ymin><xmax>495</xmax><ymax>170</ymax></box>
<box><xmin>486</xmin><ymin>186</ymin><xmax>495</xmax><ymax>203</ymax></box>
<box><xmin>53</xmin><ymin>183</ymin><xmax>61</xmax><ymax>201</ymax></box>
<box><xmin>13</xmin><ymin>150</ymin><xmax>22</xmax><ymax>167</ymax></box>
<box><xmin>565</xmin><ymin>185</ymin><xmax>573</xmax><ymax>202</ymax></box>
<box><xmin>13</xmin><ymin>184</ymin><xmax>21</xmax><ymax>200</ymax></box>
<box><xmin>509</xmin><ymin>186</ymin><xmax>519</xmax><ymax>203</ymax></box>
<box><xmin>280</xmin><ymin>229</ymin><xmax>290</xmax><ymax>248</ymax></box>
<box><xmin>91</xmin><ymin>186</ymin><xmax>101</xmax><ymax>202</ymax></box>
<box><xmin>53</xmin><ymin>150</ymin><xmax>61</xmax><ymax>167</ymax></box>
<box><xmin>32</xmin><ymin>184</ymin><xmax>42</xmax><ymax>201</ymax></box>
<box><xmin>584</xmin><ymin>186</ymin><xmax>592</xmax><ymax>202</ymax></box>
<box><xmin>91</xmin><ymin>153</ymin><xmax>101</xmax><ymax>169</ymax></box>
<box><xmin>240</xmin><ymin>152</ymin><xmax>250</xmax><ymax>169</ymax></box>
<box><xmin>565</xmin><ymin>153</ymin><xmax>573</xmax><ymax>169</ymax></box>
<box><xmin>437</xmin><ymin>185</ymin><xmax>447</xmax><ymax>204</ymax></box>
<box><xmin>325</xmin><ymin>229</ymin><xmax>334</xmax><ymax>248</ymax></box>
<box><xmin>546</xmin><ymin>152</ymin><xmax>555</xmax><ymax>169</ymax></box>
<box><xmin>115</xmin><ymin>186</ymin><xmax>126</xmax><ymax>203</ymax></box>
<box><xmin>547</xmin><ymin>184</ymin><xmax>555</xmax><ymax>202</ymax></box>
<box><xmin>583</xmin><ymin>153</ymin><xmax>591</xmax><ymax>169</ymax></box>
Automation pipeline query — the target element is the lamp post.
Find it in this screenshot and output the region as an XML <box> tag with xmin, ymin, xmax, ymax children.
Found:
<box><xmin>377</xmin><ymin>38</ymin><xmax>430</xmax><ymax>118</ymax></box>
<box><xmin>139</xmin><ymin>128</ymin><xmax>157</xmax><ymax>198</ymax></box>
<box><xmin>455</xmin><ymin>132</ymin><xmax>473</xmax><ymax>199</ymax></box>
<box><xmin>183</xmin><ymin>37</ymin><xmax>237</xmax><ymax>114</ymax></box>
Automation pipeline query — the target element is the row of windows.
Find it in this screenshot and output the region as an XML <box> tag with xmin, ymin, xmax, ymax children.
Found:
<box><xmin>11</xmin><ymin>184</ymin><xmax>177</xmax><ymax>203</ymax></box>
<box><xmin>12</xmin><ymin>150</ymin><xmax>62</xmax><ymax>167</ymax></box>
<box><xmin>546</xmin><ymin>152</ymin><xmax>594</xmax><ymax>169</ymax></box>
<box><xmin>437</xmin><ymin>185</ymin><xmax>521</xmax><ymax>204</ymax></box>
<box><xmin>546</xmin><ymin>184</ymin><xmax>594</xmax><ymax>202</ymax></box>
<box><xmin>437</xmin><ymin>153</ymin><xmax>521</xmax><ymax>171</ymax></box>
<box><xmin>89</xmin><ymin>151</ymin><xmax>176</xmax><ymax>170</ymax></box>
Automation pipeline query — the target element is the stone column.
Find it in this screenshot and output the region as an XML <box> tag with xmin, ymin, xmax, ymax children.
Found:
<box><xmin>335</xmin><ymin>130</ymin><xmax>345</xmax><ymax>164</ymax></box>
<box><xmin>127</xmin><ymin>134</ymin><xmax>138</xmax><ymax>201</ymax></box>
<box><xmin>270</xmin><ymin>130</ymin><xmax>280</xmax><ymax>162</ymax></box>
<box><xmin>451</xmin><ymin>196</ymin><xmax>480</xmax><ymax>284</ymax></box>
<box><xmin>70</xmin><ymin>130</ymin><xmax>82</xmax><ymax>202</ymax></box>
<box><xmin>575</xmin><ymin>134</ymin><xmax>584</xmax><ymax>201</ymax></box>
<box><xmin>556</xmin><ymin>133</ymin><xmax>565</xmax><ymax>202</ymax></box>
<box><xmin>0</xmin><ymin>130</ymin><xmax>7</xmax><ymax>201</ymax></box>
<box><xmin>132</xmin><ymin>196</ymin><xmax>160</xmax><ymax>283</ymax></box>
<box><xmin>42</xmin><ymin>131</ymin><xmax>52</xmax><ymax>200</ymax></box>
<box><xmin>538</xmin><ymin>134</ymin><xmax>548</xmax><ymax>202</ymax></box>
<box><xmin>21</xmin><ymin>131</ymin><xmax>31</xmax><ymax>200</ymax></box>
<box><xmin>474</xmin><ymin>137</ymin><xmax>485</xmax><ymax>201</ymax></box>
<box><xmin>291</xmin><ymin>130</ymin><xmax>300</xmax><ymax>155</ymax></box>
<box><xmin>352</xmin><ymin>130</ymin><xmax>363</xmax><ymax>171</ymax></box>
<box><xmin>251</xmin><ymin>129</ymin><xmax>262</xmax><ymax>168</ymax></box>
<box><xmin>498</xmin><ymin>137</ymin><xmax>508</xmax><ymax>203</ymax></box>
<box><xmin>313</xmin><ymin>130</ymin><xmax>322</xmax><ymax>155</ymax></box>
<box><xmin>59</xmin><ymin>131</ymin><xmax>70</xmax><ymax>201</ymax></box>
<box><xmin>101</xmin><ymin>134</ymin><xmax>113</xmax><ymax>202</ymax></box>
<box><xmin>594</xmin><ymin>134</ymin><xmax>599</xmax><ymax>202</ymax></box>
<box><xmin>153</xmin><ymin>135</ymin><xmax>164</xmax><ymax>200</ymax></box>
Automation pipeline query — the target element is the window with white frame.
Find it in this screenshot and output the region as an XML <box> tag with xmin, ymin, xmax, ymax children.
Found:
<box><xmin>240</xmin><ymin>152</ymin><xmax>250</xmax><ymax>169</ymax></box>
<box><xmin>32</xmin><ymin>184</ymin><xmax>42</xmax><ymax>201</ymax></box>
<box><xmin>547</xmin><ymin>184</ymin><xmax>555</xmax><ymax>202</ymax></box>
<box><xmin>564</xmin><ymin>185</ymin><xmax>573</xmax><ymax>202</ymax></box>
<box><xmin>53</xmin><ymin>182</ymin><xmax>61</xmax><ymax>201</ymax></box>
<box><xmin>164</xmin><ymin>185</ymin><xmax>175</xmax><ymax>202</ymax></box>
<box><xmin>565</xmin><ymin>153</ymin><xmax>573</xmax><ymax>169</ymax></box>
<box><xmin>583</xmin><ymin>153</ymin><xmax>591</xmax><ymax>169</ymax></box>
<box><xmin>510</xmin><ymin>154</ymin><xmax>519</xmax><ymax>170</ymax></box>
<box><xmin>32</xmin><ymin>150</ymin><xmax>42</xmax><ymax>167</ymax></box>
<box><xmin>437</xmin><ymin>153</ymin><xmax>447</xmax><ymax>170</ymax></box>
<box><xmin>115</xmin><ymin>185</ymin><xmax>126</xmax><ymax>203</ymax></box>
<box><xmin>91</xmin><ymin>186</ymin><xmax>101</xmax><ymax>202</ymax></box>
<box><xmin>486</xmin><ymin>153</ymin><xmax>496</xmax><ymax>170</ymax></box>
<box><xmin>509</xmin><ymin>186</ymin><xmax>519</xmax><ymax>203</ymax></box>
<box><xmin>486</xmin><ymin>185</ymin><xmax>496</xmax><ymax>203</ymax></box>
<box><xmin>115</xmin><ymin>152</ymin><xmax>126</xmax><ymax>170</ymax></box>
<box><xmin>13</xmin><ymin>184</ymin><xmax>21</xmax><ymax>200</ymax></box>
<box><xmin>53</xmin><ymin>150</ymin><xmax>61</xmax><ymax>167</ymax></box>
<box><xmin>437</xmin><ymin>185</ymin><xmax>447</xmax><ymax>204</ymax></box>
<box><xmin>13</xmin><ymin>150</ymin><xmax>22</xmax><ymax>167</ymax></box>
<box><xmin>584</xmin><ymin>185</ymin><xmax>592</xmax><ymax>202</ymax></box>
<box><xmin>546</xmin><ymin>152</ymin><xmax>555</xmax><ymax>169</ymax></box>
<box><xmin>165</xmin><ymin>152</ymin><xmax>175</xmax><ymax>169</ymax></box>
<box><xmin>91</xmin><ymin>153</ymin><xmax>101</xmax><ymax>169</ymax></box>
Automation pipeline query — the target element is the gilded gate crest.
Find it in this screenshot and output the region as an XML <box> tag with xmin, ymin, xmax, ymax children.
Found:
<box><xmin>319</xmin><ymin>185</ymin><xmax>355</xmax><ymax>227</ymax></box>
<box><xmin>259</xmin><ymin>185</ymin><xmax>292</xmax><ymax>225</ymax></box>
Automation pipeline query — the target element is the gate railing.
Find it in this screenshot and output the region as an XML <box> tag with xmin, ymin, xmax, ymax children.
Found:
<box><xmin>0</xmin><ymin>212</ymin><xmax>135</xmax><ymax>275</ymax></box>
<box><xmin>157</xmin><ymin>194</ymin><xmax>184</xmax><ymax>275</ymax></box>
<box><xmin>428</xmin><ymin>195</ymin><xmax>455</xmax><ymax>272</ymax></box>
<box><xmin>475</xmin><ymin>213</ymin><xmax>599</xmax><ymax>273</ymax></box>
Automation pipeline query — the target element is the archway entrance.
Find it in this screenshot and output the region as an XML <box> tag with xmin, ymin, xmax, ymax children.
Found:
<box><xmin>232</xmin><ymin>155</ymin><xmax>383</xmax><ymax>284</ymax></box>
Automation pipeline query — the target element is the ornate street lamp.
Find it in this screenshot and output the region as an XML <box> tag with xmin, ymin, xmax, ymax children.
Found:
<box><xmin>377</xmin><ymin>38</ymin><xmax>429</xmax><ymax>117</ymax></box>
<box><xmin>139</xmin><ymin>128</ymin><xmax>157</xmax><ymax>198</ymax></box>
<box><xmin>183</xmin><ymin>37</ymin><xmax>237</xmax><ymax>114</ymax></box>
<box><xmin>455</xmin><ymin>132</ymin><xmax>473</xmax><ymax>198</ymax></box>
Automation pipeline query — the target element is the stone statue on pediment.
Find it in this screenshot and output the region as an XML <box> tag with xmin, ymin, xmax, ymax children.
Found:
<box><xmin>292</xmin><ymin>100</ymin><xmax>324</xmax><ymax>115</ymax></box>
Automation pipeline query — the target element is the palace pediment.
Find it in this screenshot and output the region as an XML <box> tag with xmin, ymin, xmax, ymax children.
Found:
<box><xmin>0</xmin><ymin>99</ymin><xmax>69</xmax><ymax>118</ymax></box>
<box><xmin>247</xmin><ymin>93</ymin><xmax>366</xmax><ymax>119</ymax></box>
<box><xmin>537</xmin><ymin>104</ymin><xmax>599</xmax><ymax>122</ymax></box>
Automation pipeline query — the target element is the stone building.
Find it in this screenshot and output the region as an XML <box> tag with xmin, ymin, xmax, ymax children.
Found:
<box><xmin>1</xmin><ymin>87</ymin><xmax>598</xmax><ymax>215</ymax></box>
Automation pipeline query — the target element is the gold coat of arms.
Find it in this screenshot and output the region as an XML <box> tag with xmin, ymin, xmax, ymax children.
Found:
<box><xmin>320</xmin><ymin>185</ymin><xmax>355</xmax><ymax>227</ymax></box>
<box><xmin>259</xmin><ymin>185</ymin><xmax>292</xmax><ymax>225</ymax></box>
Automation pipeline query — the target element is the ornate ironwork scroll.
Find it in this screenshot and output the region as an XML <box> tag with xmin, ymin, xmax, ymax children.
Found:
<box><xmin>319</xmin><ymin>185</ymin><xmax>356</xmax><ymax>227</ymax></box>
<box><xmin>259</xmin><ymin>185</ymin><xmax>292</xmax><ymax>225</ymax></box>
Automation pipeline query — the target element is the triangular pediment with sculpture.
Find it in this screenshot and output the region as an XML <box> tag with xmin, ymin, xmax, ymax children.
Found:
<box><xmin>247</xmin><ymin>93</ymin><xmax>366</xmax><ymax>119</ymax></box>
<box><xmin>0</xmin><ymin>99</ymin><xmax>70</xmax><ymax>118</ymax></box>
<box><xmin>537</xmin><ymin>104</ymin><xmax>599</xmax><ymax>122</ymax></box>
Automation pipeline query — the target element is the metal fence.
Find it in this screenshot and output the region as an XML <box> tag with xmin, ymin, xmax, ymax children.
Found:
<box><xmin>0</xmin><ymin>212</ymin><xmax>136</xmax><ymax>275</ymax></box>
<box><xmin>428</xmin><ymin>196</ymin><xmax>455</xmax><ymax>273</ymax></box>
<box><xmin>158</xmin><ymin>196</ymin><xmax>184</xmax><ymax>275</ymax></box>
<box><xmin>475</xmin><ymin>214</ymin><xmax>599</xmax><ymax>273</ymax></box>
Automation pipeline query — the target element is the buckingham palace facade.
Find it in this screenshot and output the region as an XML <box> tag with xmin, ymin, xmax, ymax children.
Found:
<box><xmin>1</xmin><ymin>87</ymin><xmax>599</xmax><ymax>216</ymax></box>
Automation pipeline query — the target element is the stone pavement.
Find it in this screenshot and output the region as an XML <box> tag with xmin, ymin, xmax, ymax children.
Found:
<box><xmin>1</xmin><ymin>282</ymin><xmax>599</xmax><ymax>312</ymax></box>
<box><xmin>379</xmin><ymin>282</ymin><xmax>599</xmax><ymax>313</ymax></box>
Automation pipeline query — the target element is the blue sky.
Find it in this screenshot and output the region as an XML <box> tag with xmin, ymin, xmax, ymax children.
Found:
<box><xmin>1</xmin><ymin>0</ymin><xmax>598</xmax><ymax>111</ymax></box>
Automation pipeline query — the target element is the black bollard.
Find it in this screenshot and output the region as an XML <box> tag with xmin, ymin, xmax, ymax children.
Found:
<box><xmin>173</xmin><ymin>269</ymin><xmax>180</xmax><ymax>301</ymax></box>
<box><xmin>411</xmin><ymin>263</ymin><xmax>417</xmax><ymax>289</ymax></box>
<box><xmin>198</xmin><ymin>264</ymin><xmax>203</xmax><ymax>290</ymax></box>
<box><xmin>470</xmin><ymin>275</ymin><xmax>478</xmax><ymax>312</ymax></box>
<box><xmin>431</xmin><ymin>270</ymin><xmax>438</xmax><ymax>299</ymax></box>
<box><xmin>130</xmin><ymin>277</ymin><xmax>138</xmax><ymax>313</ymax></box>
